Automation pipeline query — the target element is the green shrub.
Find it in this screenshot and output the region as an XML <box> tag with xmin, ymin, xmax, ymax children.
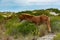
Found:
<box><xmin>38</xmin><ymin>24</ymin><xmax>48</xmax><ymax>37</ymax></box>
<box><xmin>53</xmin><ymin>33</ymin><xmax>60</xmax><ymax>40</ymax></box>
<box><xmin>5</xmin><ymin>19</ymin><xmax>37</xmax><ymax>37</ymax></box>
<box><xmin>18</xmin><ymin>20</ymin><xmax>37</xmax><ymax>36</ymax></box>
<box><xmin>50</xmin><ymin>16</ymin><xmax>60</xmax><ymax>33</ymax></box>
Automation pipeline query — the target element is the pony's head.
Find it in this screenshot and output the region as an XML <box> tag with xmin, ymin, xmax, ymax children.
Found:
<box><xmin>18</xmin><ymin>13</ymin><xmax>33</xmax><ymax>21</ymax></box>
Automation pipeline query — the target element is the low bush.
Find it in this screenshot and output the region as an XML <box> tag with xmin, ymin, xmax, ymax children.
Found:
<box><xmin>50</xmin><ymin>16</ymin><xmax>60</xmax><ymax>33</ymax></box>
<box><xmin>53</xmin><ymin>33</ymin><xmax>60</xmax><ymax>40</ymax></box>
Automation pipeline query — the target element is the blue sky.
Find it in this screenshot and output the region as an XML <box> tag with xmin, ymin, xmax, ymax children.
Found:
<box><xmin>0</xmin><ymin>0</ymin><xmax>60</xmax><ymax>12</ymax></box>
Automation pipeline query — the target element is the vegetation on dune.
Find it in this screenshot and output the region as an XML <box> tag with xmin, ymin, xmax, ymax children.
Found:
<box><xmin>46</xmin><ymin>8</ymin><xmax>60</xmax><ymax>13</ymax></box>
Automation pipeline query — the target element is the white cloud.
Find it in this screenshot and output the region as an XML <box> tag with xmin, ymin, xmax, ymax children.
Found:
<box><xmin>0</xmin><ymin>0</ymin><xmax>60</xmax><ymax>6</ymax></box>
<box><xmin>27</xmin><ymin>0</ymin><xmax>58</xmax><ymax>3</ymax></box>
<box><xmin>13</xmin><ymin>0</ymin><xmax>59</xmax><ymax>3</ymax></box>
<box><xmin>11</xmin><ymin>0</ymin><xmax>60</xmax><ymax>6</ymax></box>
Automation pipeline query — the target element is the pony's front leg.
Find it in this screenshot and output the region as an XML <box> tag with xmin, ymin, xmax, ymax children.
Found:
<box><xmin>47</xmin><ymin>18</ymin><xmax>51</xmax><ymax>33</ymax></box>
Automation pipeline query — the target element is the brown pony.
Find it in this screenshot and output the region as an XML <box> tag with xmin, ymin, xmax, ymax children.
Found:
<box><xmin>18</xmin><ymin>13</ymin><xmax>51</xmax><ymax>32</ymax></box>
